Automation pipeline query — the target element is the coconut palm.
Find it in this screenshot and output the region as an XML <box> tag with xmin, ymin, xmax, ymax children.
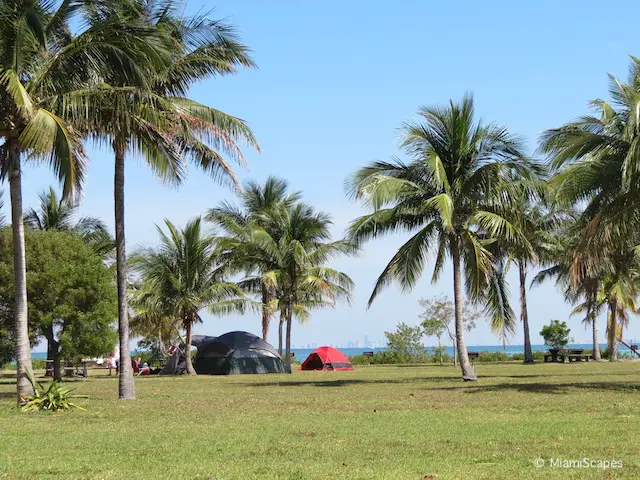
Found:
<box><xmin>207</xmin><ymin>177</ymin><xmax>302</xmax><ymax>341</ymax></box>
<box><xmin>25</xmin><ymin>186</ymin><xmax>108</xmax><ymax>240</ymax></box>
<box><xmin>130</xmin><ymin>218</ymin><xmax>248</xmax><ymax>375</ymax></box>
<box><xmin>63</xmin><ymin>0</ymin><xmax>259</xmax><ymax>398</ymax></box>
<box><xmin>249</xmin><ymin>202</ymin><xmax>357</xmax><ymax>373</ymax></box>
<box><xmin>539</xmin><ymin>57</ymin><xmax>640</xmax><ymax>287</ymax></box>
<box><xmin>0</xmin><ymin>0</ymin><xmax>163</xmax><ymax>401</ymax></box>
<box><xmin>347</xmin><ymin>95</ymin><xmax>535</xmax><ymax>381</ymax></box>
<box><xmin>532</xmin><ymin>221</ymin><xmax>604</xmax><ymax>360</ymax></box>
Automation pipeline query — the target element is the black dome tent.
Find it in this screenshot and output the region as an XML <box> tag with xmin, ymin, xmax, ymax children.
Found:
<box><xmin>194</xmin><ymin>331</ymin><xmax>285</xmax><ymax>375</ymax></box>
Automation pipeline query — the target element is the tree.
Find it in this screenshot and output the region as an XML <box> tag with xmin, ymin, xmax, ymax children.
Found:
<box><xmin>0</xmin><ymin>0</ymin><xmax>160</xmax><ymax>402</ymax></box>
<box><xmin>207</xmin><ymin>177</ymin><xmax>302</xmax><ymax>341</ymax></box>
<box><xmin>130</xmin><ymin>218</ymin><xmax>248</xmax><ymax>375</ymax></box>
<box><xmin>250</xmin><ymin>202</ymin><xmax>357</xmax><ymax>373</ymax></box>
<box><xmin>419</xmin><ymin>296</ymin><xmax>478</xmax><ymax>366</ymax></box>
<box><xmin>539</xmin><ymin>320</ymin><xmax>572</xmax><ymax>350</ymax></box>
<box><xmin>73</xmin><ymin>0</ymin><xmax>260</xmax><ymax>399</ymax></box>
<box><xmin>0</xmin><ymin>229</ymin><xmax>117</xmax><ymax>381</ymax></box>
<box><xmin>384</xmin><ymin>323</ymin><xmax>425</xmax><ymax>362</ymax></box>
<box><xmin>348</xmin><ymin>95</ymin><xmax>533</xmax><ymax>381</ymax></box>
<box><xmin>533</xmin><ymin>221</ymin><xmax>604</xmax><ymax>360</ymax></box>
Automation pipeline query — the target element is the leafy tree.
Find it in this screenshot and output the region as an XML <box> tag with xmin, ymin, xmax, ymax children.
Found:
<box><xmin>384</xmin><ymin>323</ymin><xmax>425</xmax><ymax>362</ymax></box>
<box><xmin>130</xmin><ymin>218</ymin><xmax>248</xmax><ymax>375</ymax></box>
<box><xmin>348</xmin><ymin>95</ymin><xmax>534</xmax><ymax>381</ymax></box>
<box><xmin>0</xmin><ymin>0</ymin><xmax>158</xmax><ymax>401</ymax></box>
<box><xmin>0</xmin><ymin>229</ymin><xmax>117</xmax><ymax>380</ymax></box>
<box><xmin>419</xmin><ymin>296</ymin><xmax>478</xmax><ymax>366</ymax></box>
<box><xmin>539</xmin><ymin>320</ymin><xmax>572</xmax><ymax>350</ymax></box>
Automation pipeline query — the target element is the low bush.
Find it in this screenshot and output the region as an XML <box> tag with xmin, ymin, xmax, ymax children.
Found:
<box><xmin>20</xmin><ymin>374</ymin><xmax>87</xmax><ymax>412</ymax></box>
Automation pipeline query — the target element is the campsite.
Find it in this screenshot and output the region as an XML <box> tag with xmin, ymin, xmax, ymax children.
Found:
<box><xmin>3</xmin><ymin>0</ymin><xmax>640</xmax><ymax>479</ymax></box>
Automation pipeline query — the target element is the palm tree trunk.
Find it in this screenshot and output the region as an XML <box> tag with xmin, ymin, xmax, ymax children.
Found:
<box><xmin>261</xmin><ymin>285</ymin><xmax>269</xmax><ymax>341</ymax></box>
<box><xmin>8</xmin><ymin>152</ymin><xmax>33</xmax><ymax>402</ymax></box>
<box><xmin>608</xmin><ymin>299</ymin><xmax>618</xmax><ymax>362</ymax></box>
<box><xmin>588</xmin><ymin>288</ymin><xmax>601</xmax><ymax>361</ymax></box>
<box><xmin>278</xmin><ymin>306</ymin><xmax>285</xmax><ymax>355</ymax></box>
<box><xmin>519</xmin><ymin>262</ymin><xmax>534</xmax><ymax>364</ymax></box>
<box><xmin>451</xmin><ymin>241</ymin><xmax>476</xmax><ymax>381</ymax></box>
<box><xmin>438</xmin><ymin>337</ymin><xmax>443</xmax><ymax>365</ymax></box>
<box><xmin>284</xmin><ymin>306</ymin><xmax>293</xmax><ymax>374</ymax></box>
<box><xmin>184</xmin><ymin>319</ymin><xmax>196</xmax><ymax>375</ymax></box>
<box><xmin>114</xmin><ymin>144</ymin><xmax>135</xmax><ymax>399</ymax></box>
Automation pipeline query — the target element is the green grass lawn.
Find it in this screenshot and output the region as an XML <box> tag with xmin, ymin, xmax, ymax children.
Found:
<box><xmin>1</xmin><ymin>362</ymin><xmax>639</xmax><ymax>480</ymax></box>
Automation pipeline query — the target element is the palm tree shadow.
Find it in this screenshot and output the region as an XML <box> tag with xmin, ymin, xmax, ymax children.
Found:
<box><xmin>450</xmin><ymin>381</ymin><xmax>639</xmax><ymax>394</ymax></box>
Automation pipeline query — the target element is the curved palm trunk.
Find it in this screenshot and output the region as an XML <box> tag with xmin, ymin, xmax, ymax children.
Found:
<box><xmin>451</xmin><ymin>241</ymin><xmax>476</xmax><ymax>381</ymax></box>
<box><xmin>114</xmin><ymin>145</ymin><xmax>135</xmax><ymax>399</ymax></box>
<box><xmin>608</xmin><ymin>299</ymin><xmax>618</xmax><ymax>362</ymax></box>
<box><xmin>9</xmin><ymin>153</ymin><xmax>33</xmax><ymax>402</ymax></box>
<box><xmin>184</xmin><ymin>319</ymin><xmax>196</xmax><ymax>375</ymax></box>
<box><xmin>261</xmin><ymin>285</ymin><xmax>269</xmax><ymax>341</ymax></box>
<box><xmin>519</xmin><ymin>262</ymin><xmax>534</xmax><ymax>364</ymax></box>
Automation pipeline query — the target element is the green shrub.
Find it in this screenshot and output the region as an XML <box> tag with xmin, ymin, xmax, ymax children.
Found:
<box><xmin>20</xmin><ymin>374</ymin><xmax>87</xmax><ymax>412</ymax></box>
<box><xmin>476</xmin><ymin>351</ymin><xmax>510</xmax><ymax>362</ymax></box>
<box><xmin>511</xmin><ymin>351</ymin><xmax>546</xmax><ymax>361</ymax></box>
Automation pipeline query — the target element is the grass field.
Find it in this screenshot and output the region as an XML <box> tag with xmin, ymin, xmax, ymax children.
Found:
<box><xmin>1</xmin><ymin>362</ymin><xmax>639</xmax><ymax>479</ymax></box>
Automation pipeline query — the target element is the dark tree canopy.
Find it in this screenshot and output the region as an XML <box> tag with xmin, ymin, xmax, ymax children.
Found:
<box><xmin>0</xmin><ymin>229</ymin><xmax>117</xmax><ymax>369</ymax></box>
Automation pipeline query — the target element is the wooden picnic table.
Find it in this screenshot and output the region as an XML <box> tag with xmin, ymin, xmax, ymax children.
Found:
<box><xmin>544</xmin><ymin>349</ymin><xmax>593</xmax><ymax>363</ymax></box>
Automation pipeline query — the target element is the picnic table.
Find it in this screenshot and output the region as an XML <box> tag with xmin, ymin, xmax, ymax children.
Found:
<box><xmin>544</xmin><ymin>349</ymin><xmax>593</xmax><ymax>363</ymax></box>
<box><xmin>467</xmin><ymin>351</ymin><xmax>479</xmax><ymax>364</ymax></box>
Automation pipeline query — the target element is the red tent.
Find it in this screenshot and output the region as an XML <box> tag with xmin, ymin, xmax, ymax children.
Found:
<box><xmin>298</xmin><ymin>346</ymin><xmax>354</xmax><ymax>371</ymax></box>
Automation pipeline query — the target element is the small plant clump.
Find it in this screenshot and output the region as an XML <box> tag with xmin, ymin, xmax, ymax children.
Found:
<box><xmin>20</xmin><ymin>375</ymin><xmax>87</xmax><ymax>412</ymax></box>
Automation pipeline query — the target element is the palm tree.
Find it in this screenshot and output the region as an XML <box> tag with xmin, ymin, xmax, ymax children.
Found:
<box><xmin>347</xmin><ymin>95</ymin><xmax>534</xmax><ymax>381</ymax></box>
<box><xmin>533</xmin><ymin>221</ymin><xmax>604</xmax><ymax>360</ymax></box>
<box><xmin>62</xmin><ymin>1</ymin><xmax>259</xmax><ymax>398</ymax></box>
<box><xmin>0</xmin><ymin>0</ymin><xmax>160</xmax><ymax>402</ymax></box>
<box><xmin>25</xmin><ymin>186</ymin><xmax>108</xmax><ymax>240</ymax></box>
<box><xmin>130</xmin><ymin>218</ymin><xmax>248</xmax><ymax>375</ymax></box>
<box><xmin>252</xmin><ymin>202</ymin><xmax>357</xmax><ymax>373</ymax></box>
<box><xmin>207</xmin><ymin>177</ymin><xmax>301</xmax><ymax>341</ymax></box>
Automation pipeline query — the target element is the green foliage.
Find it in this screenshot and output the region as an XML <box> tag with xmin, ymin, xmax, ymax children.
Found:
<box><xmin>348</xmin><ymin>95</ymin><xmax>537</xmax><ymax>340</ymax></box>
<box><xmin>476</xmin><ymin>351</ymin><xmax>511</xmax><ymax>362</ymax></box>
<box><xmin>511</xmin><ymin>351</ymin><xmax>546</xmax><ymax>361</ymax></box>
<box><xmin>20</xmin><ymin>373</ymin><xmax>87</xmax><ymax>412</ymax></box>
<box><xmin>383</xmin><ymin>323</ymin><xmax>428</xmax><ymax>363</ymax></box>
<box><xmin>540</xmin><ymin>320</ymin><xmax>572</xmax><ymax>349</ymax></box>
<box><xmin>0</xmin><ymin>229</ymin><xmax>117</xmax><ymax>364</ymax></box>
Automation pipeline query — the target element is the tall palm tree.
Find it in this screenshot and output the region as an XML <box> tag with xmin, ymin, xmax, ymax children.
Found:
<box><xmin>539</xmin><ymin>57</ymin><xmax>640</xmax><ymax>338</ymax></box>
<box><xmin>0</xmin><ymin>0</ymin><xmax>160</xmax><ymax>402</ymax></box>
<box><xmin>207</xmin><ymin>177</ymin><xmax>301</xmax><ymax>341</ymax></box>
<box><xmin>130</xmin><ymin>218</ymin><xmax>248</xmax><ymax>375</ymax></box>
<box><xmin>347</xmin><ymin>95</ymin><xmax>534</xmax><ymax>381</ymax></box>
<box><xmin>252</xmin><ymin>202</ymin><xmax>357</xmax><ymax>373</ymax></box>
<box><xmin>67</xmin><ymin>0</ymin><xmax>260</xmax><ymax>398</ymax></box>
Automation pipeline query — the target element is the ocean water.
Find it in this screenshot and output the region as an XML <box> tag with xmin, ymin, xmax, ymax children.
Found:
<box><xmin>31</xmin><ymin>343</ymin><xmax>636</xmax><ymax>360</ymax></box>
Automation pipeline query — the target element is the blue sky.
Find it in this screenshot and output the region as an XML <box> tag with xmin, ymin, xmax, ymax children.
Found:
<box><xmin>24</xmin><ymin>0</ymin><xmax>640</xmax><ymax>349</ymax></box>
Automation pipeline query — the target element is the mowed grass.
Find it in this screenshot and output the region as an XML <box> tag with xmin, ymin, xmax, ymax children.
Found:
<box><xmin>0</xmin><ymin>362</ymin><xmax>639</xmax><ymax>480</ymax></box>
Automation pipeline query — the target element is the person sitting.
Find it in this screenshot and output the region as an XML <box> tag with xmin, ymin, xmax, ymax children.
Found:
<box><xmin>131</xmin><ymin>357</ymin><xmax>140</xmax><ymax>374</ymax></box>
<box><xmin>139</xmin><ymin>362</ymin><xmax>150</xmax><ymax>376</ymax></box>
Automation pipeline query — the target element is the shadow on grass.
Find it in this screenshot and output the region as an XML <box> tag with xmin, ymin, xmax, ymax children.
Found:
<box><xmin>237</xmin><ymin>377</ymin><xmax>640</xmax><ymax>394</ymax></box>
